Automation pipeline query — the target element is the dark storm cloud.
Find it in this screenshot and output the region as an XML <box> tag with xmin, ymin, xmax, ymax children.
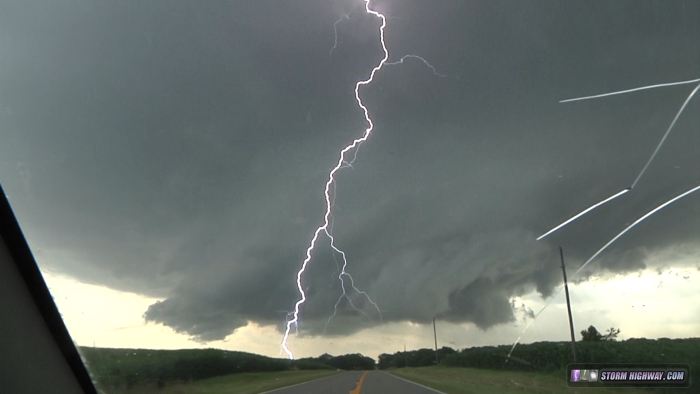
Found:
<box><xmin>1</xmin><ymin>0</ymin><xmax>699</xmax><ymax>341</ymax></box>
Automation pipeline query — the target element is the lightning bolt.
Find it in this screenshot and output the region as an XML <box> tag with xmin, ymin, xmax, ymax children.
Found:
<box><xmin>280</xmin><ymin>1</ymin><xmax>442</xmax><ymax>359</ymax></box>
<box><xmin>537</xmin><ymin>77</ymin><xmax>700</xmax><ymax>240</ymax></box>
<box><xmin>330</xmin><ymin>14</ymin><xmax>350</xmax><ymax>56</ymax></box>
<box><xmin>385</xmin><ymin>55</ymin><xmax>447</xmax><ymax>78</ymax></box>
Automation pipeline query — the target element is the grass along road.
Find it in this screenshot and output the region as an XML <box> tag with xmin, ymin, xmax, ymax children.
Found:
<box><xmin>104</xmin><ymin>370</ymin><xmax>340</xmax><ymax>394</ymax></box>
<box><xmin>390</xmin><ymin>366</ymin><xmax>656</xmax><ymax>394</ymax></box>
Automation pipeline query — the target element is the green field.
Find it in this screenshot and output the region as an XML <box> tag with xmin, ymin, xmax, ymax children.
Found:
<box><xmin>82</xmin><ymin>341</ymin><xmax>697</xmax><ymax>393</ymax></box>
<box><xmin>390</xmin><ymin>366</ymin><xmax>659</xmax><ymax>394</ymax></box>
<box><xmin>106</xmin><ymin>369</ymin><xmax>339</xmax><ymax>394</ymax></box>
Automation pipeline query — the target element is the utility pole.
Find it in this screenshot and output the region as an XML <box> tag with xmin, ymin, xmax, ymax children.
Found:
<box><xmin>433</xmin><ymin>317</ymin><xmax>439</xmax><ymax>364</ymax></box>
<box><xmin>403</xmin><ymin>344</ymin><xmax>406</xmax><ymax>367</ymax></box>
<box><xmin>560</xmin><ymin>246</ymin><xmax>577</xmax><ymax>362</ymax></box>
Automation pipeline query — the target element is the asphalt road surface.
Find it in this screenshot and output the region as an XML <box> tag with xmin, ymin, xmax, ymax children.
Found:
<box><xmin>262</xmin><ymin>370</ymin><xmax>445</xmax><ymax>394</ymax></box>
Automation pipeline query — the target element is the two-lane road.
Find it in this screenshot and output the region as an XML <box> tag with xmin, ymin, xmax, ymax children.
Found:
<box><xmin>262</xmin><ymin>370</ymin><xmax>445</xmax><ymax>394</ymax></box>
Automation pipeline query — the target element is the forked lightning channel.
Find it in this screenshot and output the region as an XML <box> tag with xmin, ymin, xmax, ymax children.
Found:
<box><xmin>281</xmin><ymin>1</ymin><xmax>442</xmax><ymax>359</ymax></box>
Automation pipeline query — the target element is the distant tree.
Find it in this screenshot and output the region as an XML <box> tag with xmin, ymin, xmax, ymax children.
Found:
<box><xmin>328</xmin><ymin>353</ymin><xmax>375</xmax><ymax>370</ymax></box>
<box><xmin>378</xmin><ymin>353</ymin><xmax>398</xmax><ymax>369</ymax></box>
<box><xmin>602</xmin><ymin>327</ymin><xmax>621</xmax><ymax>341</ymax></box>
<box><xmin>437</xmin><ymin>346</ymin><xmax>456</xmax><ymax>361</ymax></box>
<box><xmin>377</xmin><ymin>347</ymin><xmax>456</xmax><ymax>369</ymax></box>
<box><xmin>580</xmin><ymin>325</ymin><xmax>603</xmax><ymax>341</ymax></box>
<box><xmin>318</xmin><ymin>353</ymin><xmax>333</xmax><ymax>361</ymax></box>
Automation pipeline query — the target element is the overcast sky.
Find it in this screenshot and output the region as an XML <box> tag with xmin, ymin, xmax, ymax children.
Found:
<box><xmin>1</xmin><ymin>0</ymin><xmax>699</xmax><ymax>359</ymax></box>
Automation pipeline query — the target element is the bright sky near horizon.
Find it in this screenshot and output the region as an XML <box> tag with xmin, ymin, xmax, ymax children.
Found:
<box><xmin>45</xmin><ymin>262</ymin><xmax>700</xmax><ymax>360</ymax></box>
<box><xmin>2</xmin><ymin>0</ymin><xmax>700</xmax><ymax>362</ymax></box>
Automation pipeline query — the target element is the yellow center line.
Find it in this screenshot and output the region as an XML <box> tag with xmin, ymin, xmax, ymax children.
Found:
<box><xmin>349</xmin><ymin>371</ymin><xmax>369</xmax><ymax>394</ymax></box>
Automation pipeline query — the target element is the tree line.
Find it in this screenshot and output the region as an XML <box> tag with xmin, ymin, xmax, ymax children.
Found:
<box><xmin>378</xmin><ymin>347</ymin><xmax>456</xmax><ymax>369</ymax></box>
<box><xmin>81</xmin><ymin>347</ymin><xmax>375</xmax><ymax>391</ymax></box>
<box><xmin>377</xmin><ymin>337</ymin><xmax>699</xmax><ymax>373</ymax></box>
<box><xmin>296</xmin><ymin>353</ymin><xmax>375</xmax><ymax>370</ymax></box>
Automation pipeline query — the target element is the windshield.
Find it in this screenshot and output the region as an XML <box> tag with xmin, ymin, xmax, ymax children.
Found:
<box><xmin>1</xmin><ymin>0</ymin><xmax>698</xmax><ymax>393</ymax></box>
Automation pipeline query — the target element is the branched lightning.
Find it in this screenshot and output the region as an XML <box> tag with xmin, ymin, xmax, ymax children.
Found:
<box><xmin>330</xmin><ymin>14</ymin><xmax>350</xmax><ymax>56</ymax></box>
<box><xmin>385</xmin><ymin>55</ymin><xmax>447</xmax><ymax>78</ymax></box>
<box><xmin>326</xmin><ymin>228</ymin><xmax>382</xmax><ymax>317</ymax></box>
<box><xmin>323</xmin><ymin>231</ymin><xmax>382</xmax><ymax>334</ymax></box>
<box><xmin>508</xmin><ymin>183</ymin><xmax>700</xmax><ymax>362</ymax></box>
<box><xmin>281</xmin><ymin>1</ymin><xmax>442</xmax><ymax>359</ymax></box>
<box><xmin>537</xmin><ymin>77</ymin><xmax>700</xmax><ymax>240</ymax></box>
